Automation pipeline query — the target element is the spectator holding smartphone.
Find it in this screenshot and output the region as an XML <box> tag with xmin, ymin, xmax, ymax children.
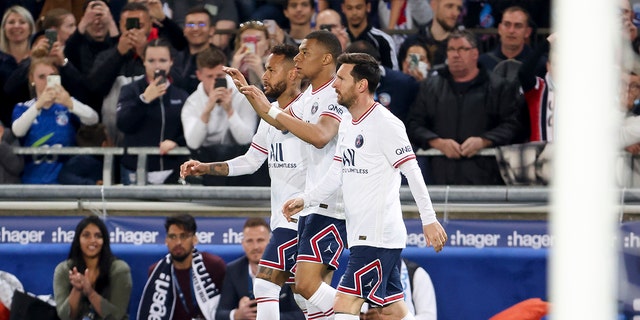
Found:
<box><xmin>11</xmin><ymin>57</ymin><xmax>98</xmax><ymax>184</ymax></box>
<box><xmin>401</xmin><ymin>43</ymin><xmax>430</xmax><ymax>81</ymax></box>
<box><xmin>230</xmin><ymin>21</ymin><xmax>271</xmax><ymax>88</ymax></box>
<box><xmin>116</xmin><ymin>38</ymin><xmax>189</xmax><ymax>185</ymax></box>
<box><xmin>181</xmin><ymin>46</ymin><xmax>260</xmax><ymax>186</ymax></box>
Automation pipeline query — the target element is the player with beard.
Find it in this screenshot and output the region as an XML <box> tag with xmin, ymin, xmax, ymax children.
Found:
<box><xmin>397</xmin><ymin>0</ymin><xmax>463</xmax><ymax>70</ymax></box>
<box><xmin>180</xmin><ymin>44</ymin><xmax>307</xmax><ymax>319</ymax></box>
<box><xmin>283</xmin><ymin>53</ymin><xmax>446</xmax><ymax>320</ymax></box>
<box><xmin>138</xmin><ymin>214</ymin><xmax>226</xmax><ymax>320</ymax></box>
<box><xmin>225</xmin><ymin>30</ymin><xmax>348</xmax><ymax>319</ymax></box>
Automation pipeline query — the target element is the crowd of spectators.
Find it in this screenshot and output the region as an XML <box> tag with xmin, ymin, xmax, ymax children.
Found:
<box><xmin>3</xmin><ymin>0</ymin><xmax>632</xmax><ymax>187</ymax></box>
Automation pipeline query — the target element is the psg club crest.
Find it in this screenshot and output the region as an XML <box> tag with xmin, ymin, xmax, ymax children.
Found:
<box><xmin>355</xmin><ymin>134</ymin><xmax>364</xmax><ymax>148</ymax></box>
<box><xmin>311</xmin><ymin>102</ymin><xmax>319</xmax><ymax>114</ymax></box>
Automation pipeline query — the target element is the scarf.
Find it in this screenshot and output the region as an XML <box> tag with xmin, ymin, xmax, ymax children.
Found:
<box><xmin>137</xmin><ymin>249</ymin><xmax>220</xmax><ymax>320</ymax></box>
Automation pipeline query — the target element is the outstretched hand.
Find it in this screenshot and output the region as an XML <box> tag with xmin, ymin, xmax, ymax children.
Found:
<box><xmin>180</xmin><ymin>160</ymin><xmax>209</xmax><ymax>178</ymax></box>
<box><xmin>223</xmin><ymin>66</ymin><xmax>248</xmax><ymax>88</ymax></box>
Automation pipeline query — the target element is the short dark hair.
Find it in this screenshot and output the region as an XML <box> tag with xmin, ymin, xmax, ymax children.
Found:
<box><xmin>502</xmin><ymin>5</ymin><xmax>531</xmax><ymax>28</ymax></box>
<box><xmin>196</xmin><ymin>46</ymin><xmax>227</xmax><ymax>69</ymax></box>
<box><xmin>121</xmin><ymin>2</ymin><xmax>148</xmax><ymax>15</ymax></box>
<box><xmin>344</xmin><ymin>40</ymin><xmax>381</xmax><ymax>62</ymax></box>
<box><xmin>337</xmin><ymin>53</ymin><xmax>380</xmax><ymax>93</ymax></box>
<box><xmin>165</xmin><ymin>214</ymin><xmax>197</xmax><ymax>233</ymax></box>
<box><xmin>185</xmin><ymin>5</ymin><xmax>212</xmax><ymax>25</ymax></box>
<box><xmin>76</xmin><ymin>124</ymin><xmax>107</xmax><ymax>147</ymax></box>
<box><xmin>447</xmin><ymin>29</ymin><xmax>478</xmax><ymax>49</ymax></box>
<box><xmin>270</xmin><ymin>43</ymin><xmax>299</xmax><ymax>62</ymax></box>
<box><xmin>243</xmin><ymin>217</ymin><xmax>270</xmax><ymax>231</ymax></box>
<box><xmin>305</xmin><ymin>30</ymin><xmax>343</xmax><ymax>65</ymax></box>
<box><xmin>286</xmin><ymin>0</ymin><xmax>315</xmax><ymax>9</ymax></box>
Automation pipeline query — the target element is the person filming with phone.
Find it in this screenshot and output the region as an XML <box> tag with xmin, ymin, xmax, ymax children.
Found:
<box><xmin>116</xmin><ymin>38</ymin><xmax>189</xmax><ymax>185</ymax></box>
<box><xmin>11</xmin><ymin>57</ymin><xmax>99</xmax><ymax>184</ymax></box>
<box><xmin>181</xmin><ymin>46</ymin><xmax>260</xmax><ymax>186</ymax></box>
<box><xmin>230</xmin><ymin>21</ymin><xmax>271</xmax><ymax>88</ymax></box>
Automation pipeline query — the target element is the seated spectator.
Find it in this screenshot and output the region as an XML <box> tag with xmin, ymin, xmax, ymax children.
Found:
<box><xmin>401</xmin><ymin>42</ymin><xmax>430</xmax><ymax>82</ymax></box>
<box><xmin>231</xmin><ymin>20</ymin><xmax>271</xmax><ymax>88</ymax></box>
<box><xmin>182</xmin><ymin>46</ymin><xmax>261</xmax><ymax>186</ymax></box>
<box><xmin>0</xmin><ymin>120</ymin><xmax>23</xmax><ymax>184</ymax></box>
<box><xmin>361</xmin><ymin>258</ymin><xmax>437</xmax><ymax>320</ymax></box>
<box><xmin>12</xmin><ymin>57</ymin><xmax>98</xmax><ymax>184</ymax></box>
<box><xmin>0</xmin><ymin>6</ymin><xmax>36</xmax><ymax>127</ymax></box>
<box><xmin>406</xmin><ymin>30</ymin><xmax>525</xmax><ymax>185</ymax></box>
<box><xmin>172</xmin><ymin>6</ymin><xmax>217</xmax><ymax>94</ymax></box>
<box><xmin>58</xmin><ymin>124</ymin><xmax>111</xmax><ymax>185</ymax></box>
<box><xmin>342</xmin><ymin>0</ymin><xmax>399</xmax><ymax>70</ymax></box>
<box><xmin>217</xmin><ymin>218</ymin><xmax>304</xmax><ymax>320</ymax></box>
<box><xmin>345</xmin><ymin>40</ymin><xmax>419</xmax><ymax>123</ymax></box>
<box><xmin>138</xmin><ymin>214</ymin><xmax>226</xmax><ymax>320</ymax></box>
<box><xmin>53</xmin><ymin>215</ymin><xmax>132</xmax><ymax>320</ymax></box>
<box><xmin>315</xmin><ymin>8</ymin><xmax>350</xmax><ymax>51</ymax></box>
<box><xmin>116</xmin><ymin>38</ymin><xmax>189</xmax><ymax>185</ymax></box>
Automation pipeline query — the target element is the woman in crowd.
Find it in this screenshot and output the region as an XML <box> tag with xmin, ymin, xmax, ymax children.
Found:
<box><xmin>37</xmin><ymin>8</ymin><xmax>77</xmax><ymax>49</ymax></box>
<box><xmin>117</xmin><ymin>38</ymin><xmax>188</xmax><ymax>185</ymax></box>
<box><xmin>401</xmin><ymin>42</ymin><xmax>430</xmax><ymax>81</ymax></box>
<box><xmin>0</xmin><ymin>5</ymin><xmax>36</xmax><ymax>126</ymax></box>
<box><xmin>230</xmin><ymin>20</ymin><xmax>271</xmax><ymax>87</ymax></box>
<box><xmin>11</xmin><ymin>57</ymin><xmax>98</xmax><ymax>184</ymax></box>
<box><xmin>53</xmin><ymin>215</ymin><xmax>132</xmax><ymax>320</ymax></box>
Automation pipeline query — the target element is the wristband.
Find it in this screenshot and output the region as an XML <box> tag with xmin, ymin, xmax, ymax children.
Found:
<box><xmin>267</xmin><ymin>106</ymin><xmax>282</xmax><ymax>119</ymax></box>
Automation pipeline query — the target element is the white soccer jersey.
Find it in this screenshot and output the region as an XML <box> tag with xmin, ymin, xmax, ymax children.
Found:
<box><xmin>289</xmin><ymin>78</ymin><xmax>349</xmax><ymax>219</ymax></box>
<box><xmin>232</xmin><ymin>99</ymin><xmax>306</xmax><ymax>230</ymax></box>
<box><xmin>336</xmin><ymin>103</ymin><xmax>416</xmax><ymax>248</ymax></box>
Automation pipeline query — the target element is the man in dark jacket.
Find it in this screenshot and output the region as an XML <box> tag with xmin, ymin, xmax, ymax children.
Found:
<box><xmin>406</xmin><ymin>30</ymin><xmax>525</xmax><ymax>185</ymax></box>
<box><xmin>0</xmin><ymin>121</ymin><xmax>23</xmax><ymax>184</ymax></box>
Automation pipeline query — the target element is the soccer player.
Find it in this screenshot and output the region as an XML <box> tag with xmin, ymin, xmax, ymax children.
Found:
<box><xmin>226</xmin><ymin>30</ymin><xmax>348</xmax><ymax>319</ymax></box>
<box><xmin>179</xmin><ymin>43</ymin><xmax>306</xmax><ymax>318</ymax></box>
<box><xmin>282</xmin><ymin>53</ymin><xmax>447</xmax><ymax>320</ymax></box>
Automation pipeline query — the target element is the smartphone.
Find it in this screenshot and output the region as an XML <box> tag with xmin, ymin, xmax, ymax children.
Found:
<box><xmin>154</xmin><ymin>69</ymin><xmax>166</xmax><ymax>85</ymax></box>
<box><xmin>126</xmin><ymin>17</ymin><xmax>140</xmax><ymax>30</ymax></box>
<box><xmin>47</xmin><ymin>74</ymin><xmax>61</xmax><ymax>88</ymax></box>
<box><xmin>263</xmin><ymin>19</ymin><xmax>277</xmax><ymax>35</ymax></box>
<box><xmin>408</xmin><ymin>53</ymin><xmax>420</xmax><ymax>70</ymax></box>
<box><xmin>214</xmin><ymin>77</ymin><xmax>227</xmax><ymax>89</ymax></box>
<box><xmin>319</xmin><ymin>24</ymin><xmax>334</xmax><ymax>32</ymax></box>
<box><xmin>243</xmin><ymin>35</ymin><xmax>258</xmax><ymax>54</ymax></box>
<box><xmin>45</xmin><ymin>29</ymin><xmax>57</xmax><ymax>48</ymax></box>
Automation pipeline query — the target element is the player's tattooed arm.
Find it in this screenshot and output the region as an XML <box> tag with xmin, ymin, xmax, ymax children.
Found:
<box><xmin>208</xmin><ymin>163</ymin><xmax>230</xmax><ymax>176</ymax></box>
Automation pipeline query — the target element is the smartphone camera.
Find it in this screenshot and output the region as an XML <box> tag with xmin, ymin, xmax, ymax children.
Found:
<box><xmin>408</xmin><ymin>53</ymin><xmax>420</xmax><ymax>70</ymax></box>
<box><xmin>154</xmin><ymin>69</ymin><xmax>167</xmax><ymax>85</ymax></box>
<box><xmin>214</xmin><ymin>77</ymin><xmax>227</xmax><ymax>89</ymax></box>
<box><xmin>319</xmin><ymin>24</ymin><xmax>334</xmax><ymax>32</ymax></box>
<box><xmin>45</xmin><ymin>29</ymin><xmax>57</xmax><ymax>49</ymax></box>
<box><xmin>47</xmin><ymin>74</ymin><xmax>61</xmax><ymax>88</ymax></box>
<box><xmin>126</xmin><ymin>17</ymin><xmax>140</xmax><ymax>30</ymax></box>
<box><xmin>242</xmin><ymin>36</ymin><xmax>258</xmax><ymax>54</ymax></box>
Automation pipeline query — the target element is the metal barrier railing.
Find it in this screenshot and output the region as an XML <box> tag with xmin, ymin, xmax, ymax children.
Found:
<box><xmin>11</xmin><ymin>147</ymin><xmax>498</xmax><ymax>186</ymax></box>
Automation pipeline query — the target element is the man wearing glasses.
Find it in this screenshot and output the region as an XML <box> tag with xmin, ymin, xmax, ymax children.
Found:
<box><xmin>138</xmin><ymin>214</ymin><xmax>227</xmax><ymax>320</ymax></box>
<box><xmin>173</xmin><ymin>6</ymin><xmax>219</xmax><ymax>93</ymax></box>
<box><xmin>406</xmin><ymin>29</ymin><xmax>525</xmax><ymax>185</ymax></box>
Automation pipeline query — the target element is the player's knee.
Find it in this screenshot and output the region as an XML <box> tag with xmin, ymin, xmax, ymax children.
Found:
<box><xmin>294</xmin><ymin>277</ymin><xmax>318</xmax><ymax>298</ymax></box>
